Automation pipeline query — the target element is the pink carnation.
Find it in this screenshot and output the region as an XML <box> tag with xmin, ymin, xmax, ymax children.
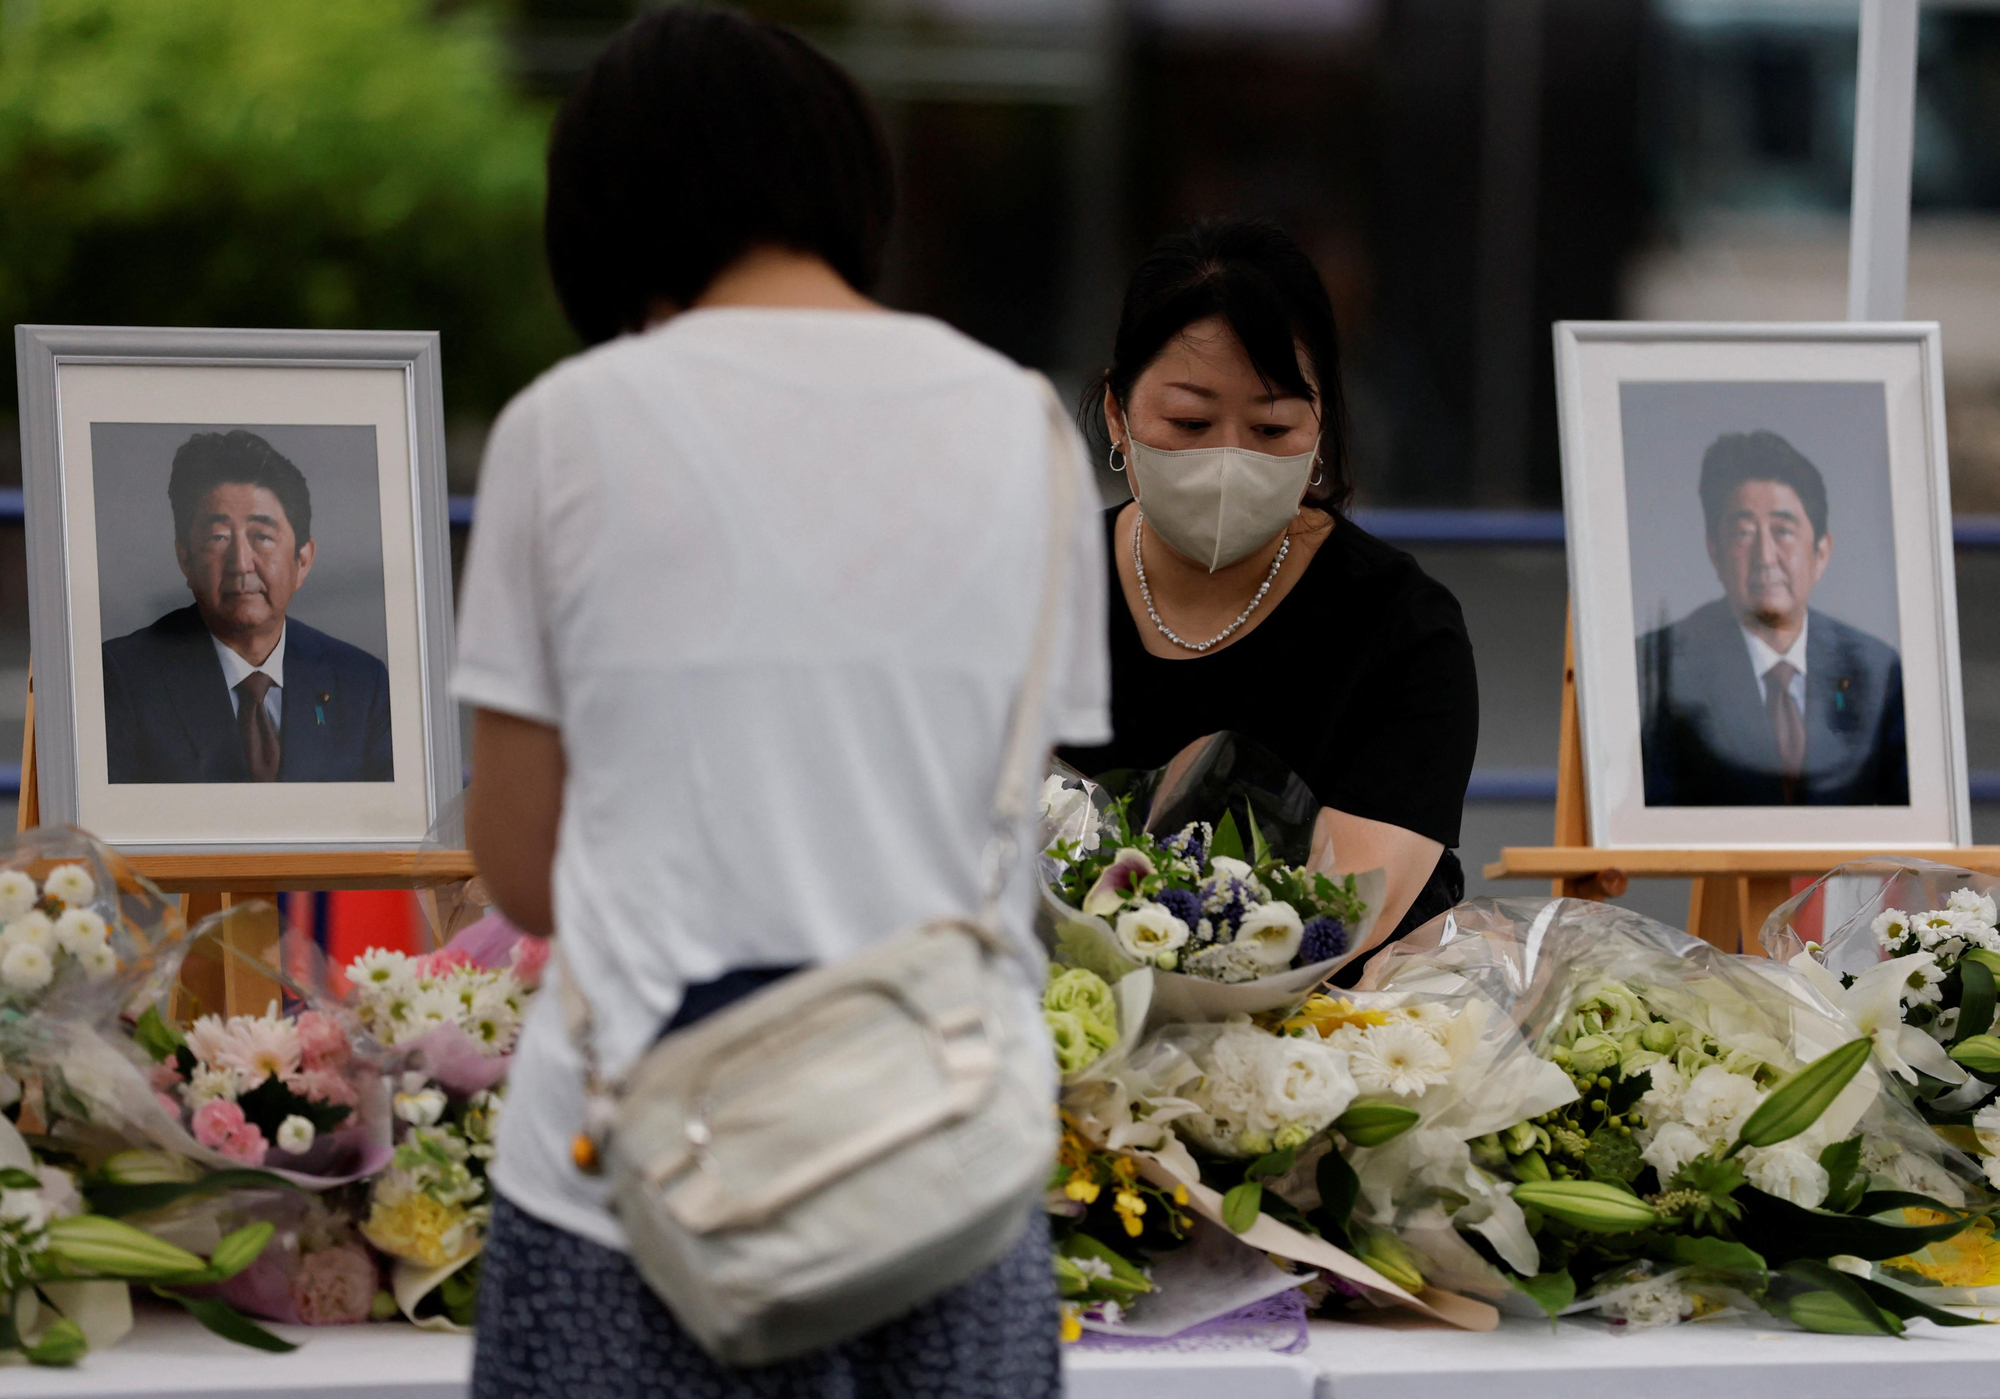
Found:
<box><xmin>294</xmin><ymin>1011</ymin><xmax>350</xmax><ymax>1073</ymax></box>
<box><xmin>291</xmin><ymin>1243</ymin><xmax>378</xmax><ymax>1325</ymax></box>
<box><xmin>285</xmin><ymin>1068</ymin><xmax>359</xmax><ymax>1109</ymax></box>
<box><xmin>412</xmin><ymin>947</ymin><xmax>475</xmax><ymax>979</ymax></box>
<box><xmin>191</xmin><ymin>1097</ymin><xmax>248</xmax><ymax>1149</ymax></box>
<box><xmin>509</xmin><ymin>935</ymin><xmax>550</xmax><ymax>988</ymax></box>
<box><xmin>148</xmin><ymin>1060</ymin><xmax>184</xmax><ymax>1092</ymax></box>
<box><xmin>155</xmin><ymin>1092</ymin><xmax>182</xmax><ymax>1118</ymax></box>
<box><xmin>218</xmin><ymin>1123</ymin><xmax>269</xmax><ymax>1166</ymax></box>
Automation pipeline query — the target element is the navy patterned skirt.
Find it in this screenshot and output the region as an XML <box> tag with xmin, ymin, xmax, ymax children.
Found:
<box><xmin>470</xmin><ymin>1196</ymin><xmax>1061</xmax><ymax>1398</ymax></box>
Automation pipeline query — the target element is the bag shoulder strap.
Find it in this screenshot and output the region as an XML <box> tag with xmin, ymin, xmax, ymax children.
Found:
<box><xmin>557</xmin><ymin>369</ymin><xmax>1082</xmax><ymax>1096</ymax></box>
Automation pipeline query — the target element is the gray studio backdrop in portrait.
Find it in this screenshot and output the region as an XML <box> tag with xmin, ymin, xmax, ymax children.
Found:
<box><xmin>90</xmin><ymin>422</ymin><xmax>391</xmax><ymax>664</ymax></box>
<box><xmin>1618</xmin><ymin>380</ymin><xmax>1901</xmax><ymax>649</ymax></box>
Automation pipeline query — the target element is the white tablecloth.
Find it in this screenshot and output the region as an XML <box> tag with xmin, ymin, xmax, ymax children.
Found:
<box><xmin>9</xmin><ymin>1306</ymin><xmax>2000</xmax><ymax>1399</ymax></box>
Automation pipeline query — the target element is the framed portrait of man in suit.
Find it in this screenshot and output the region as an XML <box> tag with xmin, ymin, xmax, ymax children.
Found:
<box><xmin>1556</xmin><ymin>322</ymin><xmax>1969</xmax><ymax>849</ymax></box>
<box><xmin>15</xmin><ymin>326</ymin><xmax>460</xmax><ymax>852</ymax></box>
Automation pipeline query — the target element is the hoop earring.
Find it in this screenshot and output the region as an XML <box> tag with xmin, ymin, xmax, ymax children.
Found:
<box><xmin>1108</xmin><ymin>443</ymin><xmax>1127</xmax><ymax>474</ymax></box>
<box><xmin>1309</xmin><ymin>469</ymin><xmax>1325</xmax><ymax>488</ymax></box>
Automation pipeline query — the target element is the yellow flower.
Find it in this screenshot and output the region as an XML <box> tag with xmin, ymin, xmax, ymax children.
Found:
<box><xmin>1114</xmin><ymin>1189</ymin><xmax>1147</xmax><ymax>1237</ymax></box>
<box><xmin>363</xmin><ymin>1192</ymin><xmax>474</xmax><ymax>1268</ymax></box>
<box><xmin>1060</xmin><ymin>1303</ymin><xmax>1082</xmax><ymax>1343</ymax></box>
<box><xmin>1887</xmin><ymin>1210</ymin><xmax>2000</xmax><ymax>1287</ymax></box>
<box><xmin>1173</xmin><ymin>1183</ymin><xmax>1189</xmax><ymax>1205</ymax></box>
<box><xmin>1282</xmin><ymin>995</ymin><xmax>1392</xmax><ymax>1038</ymax></box>
<box><xmin>1110</xmin><ymin>1156</ymin><xmax>1139</xmax><ymax>1185</ymax></box>
<box><xmin>1064</xmin><ymin>1174</ymin><xmax>1102</xmax><ymax>1205</ymax></box>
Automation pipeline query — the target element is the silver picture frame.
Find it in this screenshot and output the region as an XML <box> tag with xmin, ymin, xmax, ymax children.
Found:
<box><xmin>1554</xmin><ymin>320</ymin><xmax>1968</xmax><ymax>850</ymax></box>
<box><xmin>13</xmin><ymin>324</ymin><xmax>462</xmax><ymax>853</ymax></box>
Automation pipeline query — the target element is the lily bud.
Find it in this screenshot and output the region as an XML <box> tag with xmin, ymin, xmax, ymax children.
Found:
<box><xmin>1511</xmin><ymin>1180</ymin><xmax>1658</xmax><ymax>1233</ymax></box>
<box><xmin>44</xmin><ymin>1214</ymin><xmax>207</xmax><ymax>1279</ymax></box>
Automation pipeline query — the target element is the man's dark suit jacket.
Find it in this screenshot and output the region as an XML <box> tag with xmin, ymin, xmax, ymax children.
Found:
<box><xmin>1637</xmin><ymin>598</ymin><xmax>1906</xmax><ymax>807</ymax></box>
<box><xmin>102</xmin><ymin>606</ymin><xmax>394</xmax><ymax>784</ymax></box>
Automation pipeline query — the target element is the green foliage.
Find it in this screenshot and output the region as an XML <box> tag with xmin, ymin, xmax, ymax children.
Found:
<box><xmin>0</xmin><ymin>0</ymin><xmax>571</xmax><ymax>418</ymax></box>
<box><xmin>131</xmin><ymin>1005</ymin><xmax>184</xmax><ymax>1063</ymax></box>
<box><xmin>83</xmin><ymin>1167</ymin><xmax>300</xmax><ymax>1219</ymax></box>
<box><xmin>1955</xmin><ymin>957</ymin><xmax>1997</xmax><ymax>1045</ymax></box>
<box><xmin>1334</xmin><ymin>1103</ymin><xmax>1419</xmax><ymax>1148</ymax></box>
<box><xmin>1818</xmin><ymin>1137</ymin><xmax>1866</xmax><ymax>1215</ymax></box>
<box><xmin>1670</xmin><ymin>1235</ymin><xmax>1768</xmax><ymax>1292</ymax></box>
<box><xmin>1583</xmin><ymin>1126</ymin><xmax>1643</xmax><ymax>1185</ymax></box>
<box><xmin>1511</xmin><ymin>1268</ymin><xmax>1575</xmax><ymax>1320</ymax></box>
<box><xmin>1312</xmin><ymin>1146</ymin><xmax>1360</xmax><ymax>1247</ymax></box>
<box><xmin>155</xmin><ymin>1288</ymin><xmax>298</xmax><ymax>1352</ymax></box>
<box><xmin>1732</xmin><ymin>1038</ymin><xmax>1873</xmax><ymax>1153</ymax></box>
<box><xmin>1660</xmin><ymin>1153</ymin><xmax>1746</xmax><ymax>1235</ymax></box>
<box><xmin>1221</xmin><ymin>1181</ymin><xmax>1262</xmax><ymax>1234</ymax></box>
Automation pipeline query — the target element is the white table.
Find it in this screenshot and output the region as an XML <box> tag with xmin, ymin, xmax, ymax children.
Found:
<box><xmin>10</xmin><ymin>1306</ymin><xmax>2000</xmax><ymax>1399</ymax></box>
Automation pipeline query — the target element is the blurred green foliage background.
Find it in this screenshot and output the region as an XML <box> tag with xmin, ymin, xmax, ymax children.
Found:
<box><xmin>0</xmin><ymin>0</ymin><xmax>573</xmax><ymax>422</ymax></box>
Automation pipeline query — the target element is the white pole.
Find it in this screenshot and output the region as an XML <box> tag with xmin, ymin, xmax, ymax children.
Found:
<box><xmin>1847</xmin><ymin>0</ymin><xmax>1920</xmax><ymax>321</ymax></box>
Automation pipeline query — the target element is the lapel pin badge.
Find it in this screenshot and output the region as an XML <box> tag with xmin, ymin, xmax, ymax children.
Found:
<box><xmin>316</xmin><ymin>691</ymin><xmax>331</xmax><ymax>725</ymax></box>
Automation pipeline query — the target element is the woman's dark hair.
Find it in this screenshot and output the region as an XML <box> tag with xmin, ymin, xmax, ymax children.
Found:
<box><xmin>544</xmin><ymin>6</ymin><xmax>896</xmax><ymax>345</ymax></box>
<box><xmin>1092</xmin><ymin>219</ymin><xmax>1352</xmax><ymax>514</ymax></box>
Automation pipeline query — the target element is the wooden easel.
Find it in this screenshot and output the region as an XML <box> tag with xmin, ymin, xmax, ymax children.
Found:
<box><xmin>1484</xmin><ymin>610</ymin><xmax>2000</xmax><ymax>952</ymax></box>
<box><xmin>17</xmin><ymin>669</ymin><xmax>477</xmax><ymax>1015</ymax></box>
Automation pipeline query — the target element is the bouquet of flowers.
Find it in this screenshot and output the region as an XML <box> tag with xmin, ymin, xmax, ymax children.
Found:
<box><xmin>0</xmin><ymin>862</ymin><xmax>119</xmax><ymax>1006</ymax></box>
<box><xmin>1360</xmin><ymin>895</ymin><xmax>1995</xmax><ymax>1334</ymax></box>
<box><xmin>346</xmin><ymin>940</ymin><xmax>540</xmax><ymax>1061</ymax></box>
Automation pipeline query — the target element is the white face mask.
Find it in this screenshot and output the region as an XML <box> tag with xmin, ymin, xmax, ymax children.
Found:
<box><xmin>1124</xmin><ymin>436</ymin><xmax>1317</xmax><ymax>573</ymax></box>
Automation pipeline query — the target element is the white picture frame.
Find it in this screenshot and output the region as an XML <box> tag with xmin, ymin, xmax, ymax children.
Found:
<box><xmin>1554</xmin><ymin>320</ymin><xmax>1968</xmax><ymax>850</ymax></box>
<box><xmin>13</xmin><ymin>325</ymin><xmax>461</xmax><ymax>853</ymax></box>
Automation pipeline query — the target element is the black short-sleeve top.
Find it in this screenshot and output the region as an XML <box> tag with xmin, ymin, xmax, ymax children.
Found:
<box><xmin>1058</xmin><ymin>506</ymin><xmax>1480</xmax><ymax>851</ymax></box>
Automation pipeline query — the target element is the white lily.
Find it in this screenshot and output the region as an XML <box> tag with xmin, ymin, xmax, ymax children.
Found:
<box><xmin>1788</xmin><ymin>950</ymin><xmax>1968</xmax><ymax>1086</ymax></box>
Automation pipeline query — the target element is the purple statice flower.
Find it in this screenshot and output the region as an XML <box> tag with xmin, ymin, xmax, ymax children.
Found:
<box><xmin>1197</xmin><ymin>877</ymin><xmax>1255</xmax><ymax>945</ymax></box>
<box><xmin>1160</xmin><ymin>822</ymin><xmax>1209</xmax><ymax>869</ymax></box>
<box><xmin>1153</xmin><ymin>887</ymin><xmax>1203</xmax><ymax>940</ymax></box>
<box><xmin>1299</xmin><ymin>916</ymin><xmax>1346</xmax><ymax>965</ymax></box>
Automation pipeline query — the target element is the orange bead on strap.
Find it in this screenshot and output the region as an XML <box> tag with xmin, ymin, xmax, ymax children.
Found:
<box><xmin>571</xmin><ymin>1132</ymin><xmax>601</xmax><ymax>1175</ymax></box>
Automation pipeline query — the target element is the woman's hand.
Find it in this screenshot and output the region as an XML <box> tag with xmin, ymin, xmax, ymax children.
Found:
<box><xmin>466</xmin><ymin>708</ymin><xmax>566</xmax><ymax>938</ymax></box>
<box><xmin>1309</xmin><ymin>807</ymin><xmax>1442</xmax><ymax>954</ymax></box>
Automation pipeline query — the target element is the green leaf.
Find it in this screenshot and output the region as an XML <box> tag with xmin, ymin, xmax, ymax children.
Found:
<box><xmin>154</xmin><ymin>1290</ymin><xmax>298</xmax><ymax>1353</ymax></box>
<box><xmin>23</xmin><ymin>1316</ymin><xmax>88</xmax><ymax>1366</ymax></box>
<box><xmin>85</xmin><ymin>1169</ymin><xmax>301</xmax><ymax>1219</ymax></box>
<box><xmin>205</xmin><ymin>1223</ymin><xmax>275</xmax><ymax>1282</ymax></box>
<box><xmin>1852</xmin><ymin>1274</ymin><xmax>1991</xmax><ymax>1328</ymax></box>
<box><xmin>1221</xmin><ymin>1181</ymin><xmax>1263</xmax><ymax>1233</ymax></box>
<box><xmin>1781</xmin><ymin>1261</ymin><xmax>1904</xmax><ymax>1336</ymax></box>
<box><xmin>1315</xmin><ymin>1147</ymin><xmax>1360</xmax><ymax>1234</ymax></box>
<box><xmin>1512</xmin><ymin>1268</ymin><xmax>1576</xmax><ymax>1320</ymax></box>
<box><xmin>1671</xmin><ymin>1235</ymin><xmax>1769</xmax><ymax>1292</ymax></box>
<box><xmin>0</xmin><ymin>1167</ymin><xmax>42</xmax><ymax>1190</ymax></box>
<box><xmin>1736</xmin><ymin>1188</ymin><xmax>1984</xmax><ymax>1264</ymax></box>
<box><xmin>1788</xmin><ymin>1288</ymin><xmax>1902</xmax><ymax>1336</ymax></box>
<box><xmin>1853</xmin><ymin>1190</ymin><xmax>1983</xmax><ymax>1218</ymax></box>
<box><xmin>1245</xmin><ymin>807</ymin><xmax>1270</xmax><ymax>866</ymax></box>
<box><xmin>1733</xmin><ymin>1038</ymin><xmax>1873</xmax><ymax>1152</ymax></box>
<box><xmin>1819</xmin><ymin>1136</ymin><xmax>1866</xmax><ymax>1215</ymax></box>
<box><xmin>1209</xmin><ymin>812</ymin><xmax>1245</xmax><ymax>864</ymax></box>
<box><xmin>1246</xmin><ymin>1146</ymin><xmax>1297</xmax><ymax>1181</ymax></box>
<box><xmin>1335</xmin><ymin>1102</ymin><xmax>1420</xmax><ymax>1148</ymax></box>
<box><xmin>1966</xmin><ymin>948</ymin><xmax>2000</xmax><ymax>977</ymax></box>
<box><xmin>132</xmin><ymin>1004</ymin><xmax>185</xmax><ymax>1062</ymax></box>
<box><xmin>1956</xmin><ymin>958</ymin><xmax>1997</xmax><ymax>1046</ymax></box>
<box><xmin>1058</xmin><ymin>1234</ymin><xmax>1153</xmax><ymax>1304</ymax></box>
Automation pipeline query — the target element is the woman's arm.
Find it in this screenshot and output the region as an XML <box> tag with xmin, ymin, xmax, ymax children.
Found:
<box><xmin>465</xmin><ymin>708</ymin><xmax>566</xmax><ymax>938</ymax></box>
<box><xmin>1309</xmin><ymin>806</ymin><xmax>1442</xmax><ymax>955</ymax></box>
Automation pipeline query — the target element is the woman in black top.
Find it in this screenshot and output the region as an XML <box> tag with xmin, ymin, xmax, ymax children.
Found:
<box><xmin>1059</xmin><ymin>219</ymin><xmax>1477</xmax><ymax>963</ymax></box>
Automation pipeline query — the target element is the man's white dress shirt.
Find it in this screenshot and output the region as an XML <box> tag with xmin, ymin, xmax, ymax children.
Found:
<box><xmin>212</xmin><ymin>626</ymin><xmax>286</xmax><ymax>733</ymax></box>
<box><xmin>1741</xmin><ymin>616</ymin><xmax>1807</xmax><ymax>714</ymax></box>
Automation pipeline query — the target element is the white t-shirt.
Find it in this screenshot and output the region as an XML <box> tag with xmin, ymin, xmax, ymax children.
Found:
<box><xmin>451</xmin><ymin>307</ymin><xmax>1111</xmax><ymax>1248</ymax></box>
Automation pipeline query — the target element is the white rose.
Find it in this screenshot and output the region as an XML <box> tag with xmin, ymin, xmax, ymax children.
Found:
<box><xmin>1233</xmin><ymin>902</ymin><xmax>1304</xmax><ymax>971</ymax></box>
<box><xmin>1264</xmin><ymin>1034</ymin><xmax>1358</xmax><ymax>1128</ymax></box>
<box><xmin>1743</xmin><ymin>1146</ymin><xmax>1830</xmax><ymax>1208</ymax></box>
<box><xmin>1208</xmin><ymin>856</ymin><xmax>1254</xmax><ymax>884</ymax></box>
<box><xmin>1677</xmin><ymin>1065</ymin><xmax>1765</xmax><ymax>1143</ymax></box>
<box><xmin>0</xmin><ymin>872</ymin><xmax>37</xmax><ymax>922</ymax></box>
<box><xmin>0</xmin><ymin>942</ymin><xmax>54</xmax><ymax>992</ymax></box>
<box><xmin>1638</xmin><ymin>1121</ymin><xmax>1708</xmax><ymax>1181</ymax></box>
<box><xmin>43</xmin><ymin>864</ymin><xmax>95</xmax><ymax>907</ymax></box>
<box><xmin>275</xmin><ymin>1115</ymin><xmax>317</xmax><ymax>1154</ymax></box>
<box><xmin>1113</xmin><ymin>902</ymin><xmax>1190</xmax><ymax>963</ymax></box>
<box><xmin>54</xmin><ymin>909</ymin><xmax>109</xmax><ymax>957</ymax></box>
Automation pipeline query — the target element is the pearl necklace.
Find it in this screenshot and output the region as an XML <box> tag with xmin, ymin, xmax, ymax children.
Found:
<box><xmin>1132</xmin><ymin>511</ymin><xmax>1288</xmax><ymax>653</ymax></box>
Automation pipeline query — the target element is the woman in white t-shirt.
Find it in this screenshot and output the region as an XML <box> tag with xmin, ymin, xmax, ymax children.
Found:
<box><xmin>453</xmin><ymin>9</ymin><xmax>1107</xmax><ymax>1398</ymax></box>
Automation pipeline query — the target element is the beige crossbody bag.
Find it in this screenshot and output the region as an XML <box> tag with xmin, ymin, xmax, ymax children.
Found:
<box><xmin>555</xmin><ymin>376</ymin><xmax>1076</xmax><ymax>1366</ymax></box>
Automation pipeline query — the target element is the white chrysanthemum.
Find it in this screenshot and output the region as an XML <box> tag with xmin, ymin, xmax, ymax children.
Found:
<box><xmin>1914</xmin><ymin>909</ymin><xmax>1973</xmax><ymax>950</ymax></box>
<box><xmin>349</xmin><ymin>947</ymin><xmax>411</xmax><ymax>994</ymax></box>
<box><xmin>1639</xmin><ymin>1121</ymin><xmax>1707</xmax><ymax>1181</ymax></box>
<box><xmin>1603</xmin><ymin>1275</ymin><xmax>1693</xmax><ymax>1330</ymax></box>
<box><xmin>0</xmin><ymin>942</ymin><xmax>53</xmax><ymax>992</ymax></box>
<box><xmin>42</xmin><ymin>864</ymin><xmax>94</xmax><ymax>907</ymax></box>
<box><xmin>1635</xmin><ymin>1060</ymin><xmax>1687</xmax><ymax>1122</ymax></box>
<box><xmin>467</xmin><ymin>998</ymin><xmax>521</xmax><ymax>1056</ymax></box>
<box><xmin>0</xmin><ymin>872</ymin><xmax>38</xmax><ymax>922</ymax></box>
<box><xmin>1346</xmin><ymin>1021</ymin><xmax>1453</xmax><ymax>1098</ymax></box>
<box><xmin>1677</xmin><ymin>1064</ymin><xmax>1765</xmax><ymax>1143</ymax></box>
<box><xmin>1114</xmin><ymin>902</ymin><xmax>1190</xmax><ymax>963</ymax></box>
<box><xmin>79</xmin><ymin>943</ymin><xmax>117</xmax><ymax>980</ymax></box>
<box><xmin>275</xmin><ymin>1115</ymin><xmax>317</xmax><ymax>1154</ymax></box>
<box><xmin>1948</xmin><ymin>888</ymin><xmax>1999</xmax><ymax>928</ymax></box>
<box><xmin>1871</xmin><ymin>908</ymin><xmax>1913</xmax><ymax>949</ymax></box>
<box><xmin>407</xmin><ymin>984</ymin><xmax>460</xmax><ymax>1031</ymax></box>
<box><xmin>1901</xmin><ymin>958</ymin><xmax>1946</xmax><ymax>1007</ymax></box>
<box><xmin>1396</xmin><ymin>1001</ymin><xmax>1457</xmax><ymax>1043</ymax></box>
<box><xmin>1232</xmin><ymin>902</ymin><xmax>1304</xmax><ymax>971</ymax></box>
<box><xmin>2</xmin><ymin>913</ymin><xmax>55</xmax><ymax>954</ymax></box>
<box><xmin>184</xmin><ymin>1064</ymin><xmax>240</xmax><ymax>1107</ymax></box>
<box><xmin>54</xmin><ymin>908</ymin><xmax>109</xmax><ymax>956</ymax></box>
<box><xmin>1743</xmin><ymin>1145</ymin><xmax>1830</xmax><ymax>1207</ymax></box>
